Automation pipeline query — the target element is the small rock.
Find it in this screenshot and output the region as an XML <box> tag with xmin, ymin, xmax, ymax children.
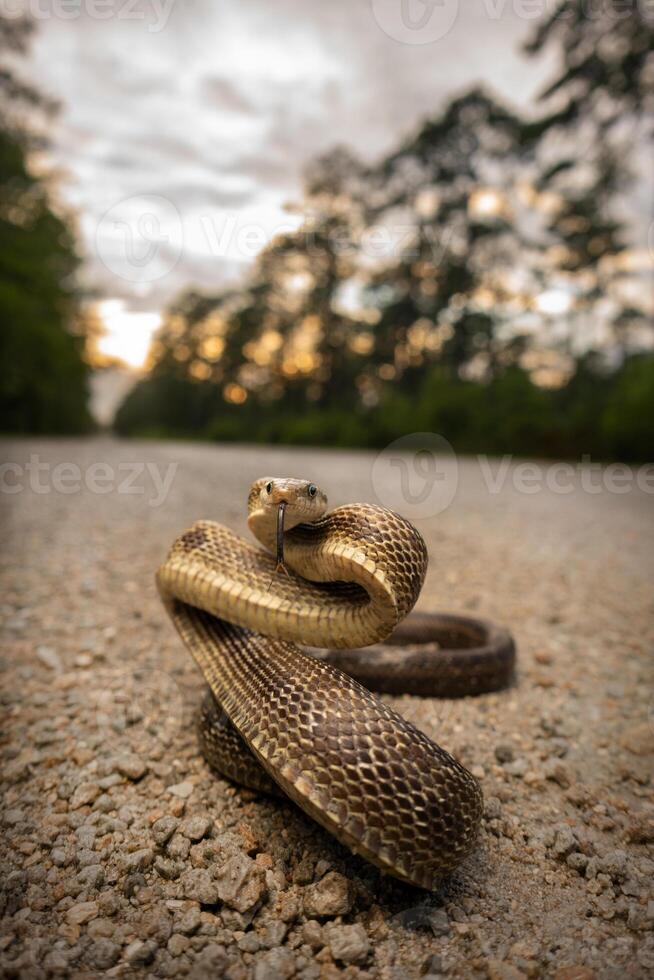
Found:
<box><xmin>180</xmin><ymin>815</ymin><xmax>212</xmax><ymax>841</ymax></box>
<box><xmin>487</xmin><ymin>960</ymin><xmax>526</xmax><ymax>980</ymax></box>
<box><xmin>253</xmin><ymin>947</ymin><xmax>296</xmax><ymax>980</ymax></box>
<box><xmin>303</xmin><ymin>871</ymin><xmax>352</xmax><ymax>918</ymax></box>
<box><xmin>566</xmin><ymin>852</ymin><xmax>589</xmax><ymax>874</ymax></box>
<box><xmin>259</xmin><ymin>920</ymin><xmax>288</xmax><ymax>948</ymax></box>
<box><xmin>495</xmin><ymin>744</ymin><xmax>515</xmax><ymax>764</ymax></box>
<box><xmin>168</xmin><ymin>933</ymin><xmax>189</xmax><ymax>957</ymax></box>
<box><xmin>155</xmin><ymin>857</ymin><xmax>182</xmax><ymax>880</ymax></box>
<box><xmin>599</xmin><ymin>848</ymin><xmax>628</xmax><ymax>882</ymax></box>
<box><xmin>625</xmin><ymin>815</ymin><xmax>654</xmax><ymax>843</ymax></box>
<box><xmin>621</xmin><ymin>724</ymin><xmax>654</xmax><ymax>756</ymax></box>
<box><xmin>168</xmin><ymin>834</ymin><xmax>191</xmax><ymax>860</ymax></box>
<box><xmin>175</xmin><ymin>905</ymin><xmax>201</xmax><ymax>935</ymax></box>
<box><xmin>325</xmin><ymin>923</ymin><xmax>370</xmax><ymax>965</ymax></box>
<box><xmin>189</xmin><ymin>943</ymin><xmax>228</xmax><ymax>979</ymax></box>
<box><xmin>66</xmin><ymin>900</ymin><xmax>99</xmax><ymax>926</ymax></box>
<box><xmin>70</xmin><ymin>783</ymin><xmax>101</xmax><ymax>809</ymax></box>
<box><xmin>125</xmin><ymin>939</ymin><xmax>157</xmax><ymax>967</ymax></box>
<box><xmin>504</xmin><ymin>759</ymin><xmax>528</xmax><ymax>778</ymax></box>
<box><xmin>168</xmin><ymin>780</ymin><xmax>194</xmax><ymax>799</ymax></box>
<box><xmin>551</xmin><ymin>827</ymin><xmax>577</xmax><ymax>860</ymax></box>
<box><xmin>36</xmin><ymin>645</ymin><xmax>62</xmax><ymax>671</ymax></box>
<box><xmin>115</xmin><ymin>753</ymin><xmax>148</xmax><ymax>781</ymax></box>
<box><xmin>302</xmin><ymin>919</ymin><xmax>323</xmax><ymax>950</ymax></box>
<box><xmin>152</xmin><ymin>815</ymin><xmax>179</xmax><ymax>846</ymax></box>
<box><xmin>180</xmin><ymin>868</ymin><xmax>219</xmax><ymax>905</ymax></box>
<box><xmin>553</xmin><ymin>967</ymin><xmax>595</xmax><ymax>980</ymax></box>
<box><xmin>214</xmin><ymin>853</ymin><xmax>267</xmax><ymax>913</ymax></box>
<box><xmin>88</xmin><ymin>939</ymin><xmax>120</xmax><ymax>970</ymax></box>
<box><xmin>123</xmin><ymin>848</ymin><xmax>154</xmax><ymax>874</ymax></box>
<box><xmin>544</xmin><ymin>761</ymin><xmax>571</xmax><ymax>788</ymax></box>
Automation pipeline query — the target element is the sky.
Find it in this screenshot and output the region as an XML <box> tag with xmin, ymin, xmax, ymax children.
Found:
<box><xmin>21</xmin><ymin>0</ymin><xmax>561</xmax><ymax>369</ymax></box>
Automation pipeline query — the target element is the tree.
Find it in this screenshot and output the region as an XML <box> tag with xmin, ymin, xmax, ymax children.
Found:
<box><xmin>0</xmin><ymin>16</ymin><xmax>91</xmax><ymax>433</ymax></box>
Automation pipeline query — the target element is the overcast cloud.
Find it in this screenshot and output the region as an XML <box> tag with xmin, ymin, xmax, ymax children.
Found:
<box><xmin>21</xmin><ymin>0</ymin><xmax>559</xmax><ymax>319</ymax></box>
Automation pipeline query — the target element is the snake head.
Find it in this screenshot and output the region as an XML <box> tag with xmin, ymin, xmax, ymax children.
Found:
<box><xmin>253</xmin><ymin>477</ymin><xmax>328</xmax><ymax>530</ymax></box>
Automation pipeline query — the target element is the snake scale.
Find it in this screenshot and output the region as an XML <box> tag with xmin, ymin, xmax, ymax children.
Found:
<box><xmin>157</xmin><ymin>477</ymin><xmax>515</xmax><ymax>890</ymax></box>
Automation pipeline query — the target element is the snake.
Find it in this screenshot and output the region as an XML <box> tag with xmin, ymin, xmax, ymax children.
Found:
<box><xmin>156</xmin><ymin>477</ymin><xmax>515</xmax><ymax>890</ymax></box>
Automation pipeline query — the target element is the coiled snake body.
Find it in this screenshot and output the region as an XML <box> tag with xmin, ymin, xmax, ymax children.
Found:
<box><xmin>157</xmin><ymin>478</ymin><xmax>514</xmax><ymax>890</ymax></box>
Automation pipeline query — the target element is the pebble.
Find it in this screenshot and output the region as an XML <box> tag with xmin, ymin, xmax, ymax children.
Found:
<box><xmin>181</xmin><ymin>814</ymin><xmax>212</xmax><ymax>841</ymax></box>
<box><xmin>303</xmin><ymin>872</ymin><xmax>352</xmax><ymax>918</ymax></box>
<box><xmin>123</xmin><ymin>847</ymin><xmax>154</xmax><ymax>874</ymax></box>
<box><xmin>70</xmin><ymin>782</ymin><xmax>101</xmax><ymax>809</ymax></box>
<box><xmin>114</xmin><ymin>753</ymin><xmax>149</xmax><ymax>781</ymax></box>
<box><xmin>214</xmin><ymin>853</ymin><xmax>267</xmax><ymax>912</ymax></box>
<box><xmin>168</xmin><ymin>780</ymin><xmax>194</xmax><ymax>799</ymax></box>
<box><xmin>66</xmin><ymin>900</ymin><xmax>99</xmax><ymax>925</ymax></box>
<box><xmin>325</xmin><ymin>923</ymin><xmax>370</xmax><ymax>964</ymax></box>
<box><xmin>152</xmin><ymin>815</ymin><xmax>179</xmax><ymax>846</ymax></box>
<box><xmin>125</xmin><ymin>938</ymin><xmax>158</xmax><ymax>967</ymax></box>
<box><xmin>35</xmin><ymin>645</ymin><xmax>62</xmax><ymax>671</ymax></box>
<box><xmin>180</xmin><ymin>869</ymin><xmax>219</xmax><ymax>905</ymax></box>
<box><xmin>88</xmin><ymin>939</ymin><xmax>121</xmax><ymax>969</ymax></box>
<box><xmin>253</xmin><ymin>947</ymin><xmax>296</xmax><ymax>980</ymax></box>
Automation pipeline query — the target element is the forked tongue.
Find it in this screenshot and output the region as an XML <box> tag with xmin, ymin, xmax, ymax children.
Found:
<box><xmin>267</xmin><ymin>501</ymin><xmax>289</xmax><ymax>590</ymax></box>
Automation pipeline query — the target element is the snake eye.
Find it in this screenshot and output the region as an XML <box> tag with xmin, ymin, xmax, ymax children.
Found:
<box><xmin>308</xmin><ymin>484</ymin><xmax>317</xmax><ymax>497</ymax></box>
<box><xmin>265</xmin><ymin>481</ymin><xmax>273</xmax><ymax>494</ymax></box>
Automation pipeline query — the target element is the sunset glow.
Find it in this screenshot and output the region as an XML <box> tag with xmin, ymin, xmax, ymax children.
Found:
<box><xmin>97</xmin><ymin>300</ymin><xmax>162</xmax><ymax>370</ymax></box>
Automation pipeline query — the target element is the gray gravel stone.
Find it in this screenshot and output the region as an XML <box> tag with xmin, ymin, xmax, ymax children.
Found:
<box><xmin>213</xmin><ymin>853</ymin><xmax>267</xmax><ymax>913</ymax></box>
<box><xmin>180</xmin><ymin>868</ymin><xmax>219</xmax><ymax>905</ymax></box>
<box><xmin>123</xmin><ymin>847</ymin><xmax>154</xmax><ymax>873</ymax></box>
<box><xmin>303</xmin><ymin>872</ymin><xmax>352</xmax><ymax>918</ymax></box>
<box><xmin>253</xmin><ymin>947</ymin><xmax>296</xmax><ymax>980</ymax></box>
<box><xmin>88</xmin><ymin>939</ymin><xmax>120</xmax><ymax>970</ymax></box>
<box><xmin>180</xmin><ymin>814</ymin><xmax>212</xmax><ymax>841</ymax></box>
<box><xmin>114</xmin><ymin>753</ymin><xmax>148</xmax><ymax>781</ymax></box>
<box><xmin>125</xmin><ymin>939</ymin><xmax>158</xmax><ymax>967</ymax></box>
<box><xmin>325</xmin><ymin>922</ymin><xmax>370</xmax><ymax>964</ymax></box>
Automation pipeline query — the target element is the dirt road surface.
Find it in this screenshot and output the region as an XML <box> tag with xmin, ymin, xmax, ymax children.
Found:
<box><xmin>1</xmin><ymin>438</ymin><xmax>653</xmax><ymax>979</ymax></box>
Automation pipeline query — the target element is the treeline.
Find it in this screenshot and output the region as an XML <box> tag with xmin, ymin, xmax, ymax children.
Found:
<box><xmin>115</xmin><ymin>3</ymin><xmax>653</xmax><ymax>461</ymax></box>
<box><xmin>0</xmin><ymin>17</ymin><xmax>91</xmax><ymax>434</ymax></box>
<box><xmin>115</xmin><ymin>356</ymin><xmax>654</xmax><ymax>462</ymax></box>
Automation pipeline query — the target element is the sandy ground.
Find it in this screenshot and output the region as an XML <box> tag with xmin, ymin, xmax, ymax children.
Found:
<box><xmin>1</xmin><ymin>437</ymin><xmax>653</xmax><ymax>980</ymax></box>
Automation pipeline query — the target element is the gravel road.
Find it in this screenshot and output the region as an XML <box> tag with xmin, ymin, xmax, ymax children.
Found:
<box><xmin>1</xmin><ymin>437</ymin><xmax>653</xmax><ymax>979</ymax></box>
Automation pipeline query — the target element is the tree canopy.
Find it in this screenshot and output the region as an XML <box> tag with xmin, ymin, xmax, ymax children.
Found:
<box><xmin>0</xmin><ymin>16</ymin><xmax>91</xmax><ymax>433</ymax></box>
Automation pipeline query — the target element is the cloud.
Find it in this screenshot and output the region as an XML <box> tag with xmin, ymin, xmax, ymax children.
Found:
<box><xmin>24</xmin><ymin>0</ymin><xmax>556</xmax><ymax>322</ymax></box>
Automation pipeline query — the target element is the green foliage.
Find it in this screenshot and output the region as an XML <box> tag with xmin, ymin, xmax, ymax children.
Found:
<box><xmin>113</xmin><ymin>6</ymin><xmax>652</xmax><ymax>461</ymax></box>
<box><xmin>114</xmin><ymin>356</ymin><xmax>654</xmax><ymax>462</ymax></box>
<box><xmin>0</xmin><ymin>16</ymin><xmax>90</xmax><ymax>434</ymax></box>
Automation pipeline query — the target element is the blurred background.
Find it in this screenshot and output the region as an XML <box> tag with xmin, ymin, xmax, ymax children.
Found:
<box><xmin>1</xmin><ymin>0</ymin><xmax>652</xmax><ymax>460</ymax></box>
